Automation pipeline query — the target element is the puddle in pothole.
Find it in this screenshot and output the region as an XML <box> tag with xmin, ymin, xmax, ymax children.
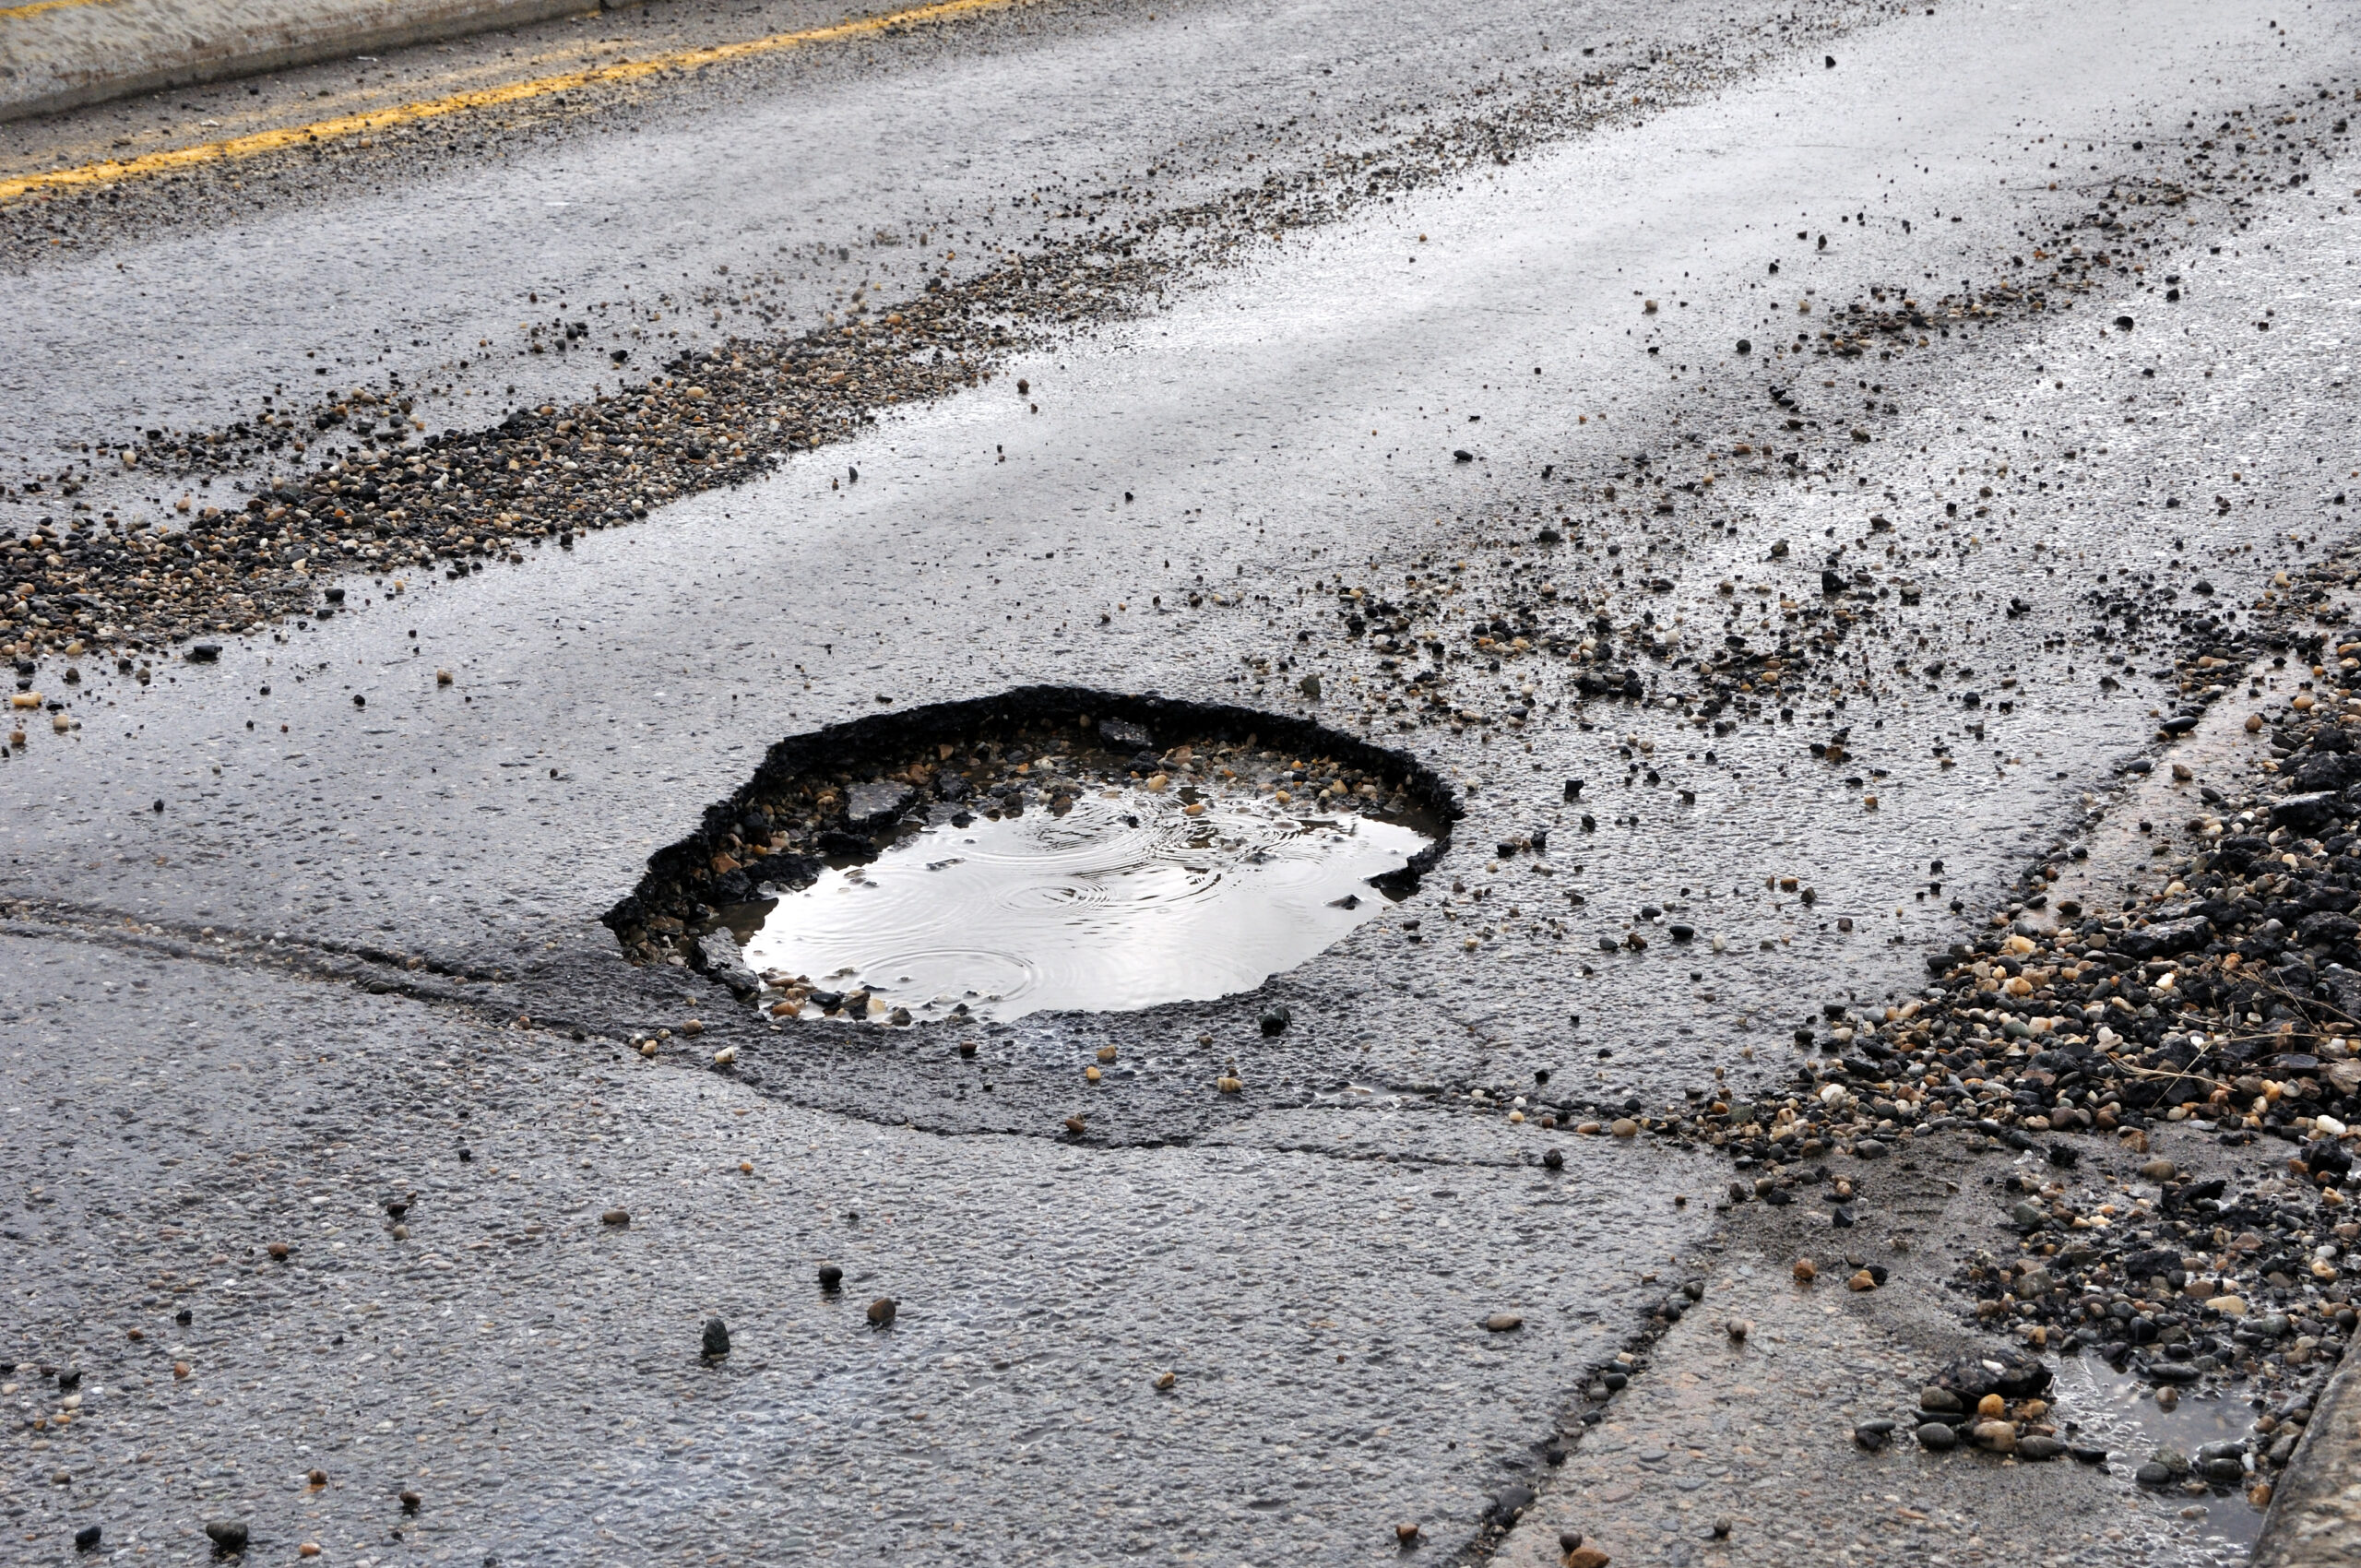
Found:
<box><xmin>2051</xmin><ymin>1355</ymin><xmax>2267</xmax><ymax>1560</ymax></box>
<box><xmin>736</xmin><ymin>786</ymin><xmax>1432</xmax><ymax>1022</ymax></box>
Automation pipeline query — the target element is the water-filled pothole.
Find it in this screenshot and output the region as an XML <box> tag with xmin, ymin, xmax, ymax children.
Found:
<box><xmin>604</xmin><ymin>687</ymin><xmax>1455</xmax><ymax>1022</ymax></box>
<box><xmin>2051</xmin><ymin>1355</ymin><xmax>2266</xmax><ymax>1558</ymax></box>
<box><xmin>742</xmin><ymin>780</ymin><xmax>1428</xmax><ymax>1022</ymax></box>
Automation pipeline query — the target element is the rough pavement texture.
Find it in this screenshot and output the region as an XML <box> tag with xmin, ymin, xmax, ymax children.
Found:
<box><xmin>0</xmin><ymin>936</ymin><xmax>1719</xmax><ymax>1561</ymax></box>
<box><xmin>4</xmin><ymin>0</ymin><xmax>2361</xmax><ymax>1562</ymax></box>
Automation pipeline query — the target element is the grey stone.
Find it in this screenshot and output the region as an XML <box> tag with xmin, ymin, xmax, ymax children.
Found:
<box><xmin>844</xmin><ymin>780</ymin><xmax>917</xmax><ymax>828</ymax></box>
<box><xmin>692</xmin><ymin>929</ymin><xmax>760</xmax><ymax>998</ymax></box>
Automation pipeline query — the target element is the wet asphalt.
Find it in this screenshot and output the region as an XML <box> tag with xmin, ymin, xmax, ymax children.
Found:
<box><xmin>5</xmin><ymin>0</ymin><xmax>2361</xmax><ymax>1560</ymax></box>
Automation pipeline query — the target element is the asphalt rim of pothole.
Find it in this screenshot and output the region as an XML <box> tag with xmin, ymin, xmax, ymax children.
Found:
<box><xmin>601</xmin><ymin>683</ymin><xmax>1463</xmax><ymax>973</ymax></box>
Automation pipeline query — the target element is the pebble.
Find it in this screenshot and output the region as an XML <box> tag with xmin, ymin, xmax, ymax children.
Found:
<box><xmin>204</xmin><ymin>1520</ymin><xmax>249</xmax><ymax>1551</ymax></box>
<box><xmin>73</xmin><ymin>1525</ymin><xmax>100</xmax><ymax>1552</ymax></box>
<box><xmin>600</xmin><ymin>1208</ymin><xmax>630</xmax><ymax>1227</ymax></box>
<box><xmin>867</xmin><ymin>1297</ymin><xmax>897</xmax><ymax>1329</ymax></box>
<box><xmin>700</xmin><ymin>1318</ymin><xmax>730</xmax><ymax>1359</ymax></box>
<box><xmin>1791</xmin><ymin>1258</ymin><xmax>1817</xmax><ymax>1284</ymax></box>
<box><xmin>817</xmin><ymin>1264</ymin><xmax>843</xmax><ymax>1291</ymax></box>
<box><xmin>1483</xmin><ymin>1312</ymin><xmax>1525</xmax><ymax>1333</ymax></box>
<box><xmin>1971</xmin><ymin>1420</ymin><xmax>2017</xmax><ymax>1455</ymax></box>
<box><xmin>1916</xmin><ymin>1421</ymin><xmax>1958</xmax><ymax>1452</ymax></box>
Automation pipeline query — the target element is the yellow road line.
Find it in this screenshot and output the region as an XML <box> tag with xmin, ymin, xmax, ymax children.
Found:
<box><xmin>0</xmin><ymin>0</ymin><xmax>114</xmax><ymax>21</ymax></box>
<box><xmin>0</xmin><ymin>0</ymin><xmax>1029</xmax><ymax>203</ymax></box>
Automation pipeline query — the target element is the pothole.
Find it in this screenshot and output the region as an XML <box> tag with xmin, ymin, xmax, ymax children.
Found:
<box><xmin>2051</xmin><ymin>1354</ymin><xmax>2266</xmax><ymax>1556</ymax></box>
<box><xmin>604</xmin><ymin>686</ymin><xmax>1454</xmax><ymax>1023</ymax></box>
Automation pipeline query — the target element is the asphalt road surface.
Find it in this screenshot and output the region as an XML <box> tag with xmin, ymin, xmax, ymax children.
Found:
<box><xmin>5</xmin><ymin>0</ymin><xmax>2361</xmax><ymax>1562</ymax></box>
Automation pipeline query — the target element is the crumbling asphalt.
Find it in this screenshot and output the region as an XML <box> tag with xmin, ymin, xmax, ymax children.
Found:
<box><xmin>5</xmin><ymin>0</ymin><xmax>2361</xmax><ymax>1561</ymax></box>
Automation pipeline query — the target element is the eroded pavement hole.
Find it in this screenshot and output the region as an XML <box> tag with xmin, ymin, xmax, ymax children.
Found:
<box><xmin>604</xmin><ymin>686</ymin><xmax>1454</xmax><ymax>1023</ymax></box>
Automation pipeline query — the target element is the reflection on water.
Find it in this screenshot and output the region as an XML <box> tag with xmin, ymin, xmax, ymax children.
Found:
<box><xmin>739</xmin><ymin>788</ymin><xmax>1431</xmax><ymax>1022</ymax></box>
<box><xmin>2050</xmin><ymin>1354</ymin><xmax>2264</xmax><ymax>1562</ymax></box>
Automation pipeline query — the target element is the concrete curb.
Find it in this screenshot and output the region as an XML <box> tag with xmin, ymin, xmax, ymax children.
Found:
<box><xmin>0</xmin><ymin>0</ymin><xmax>629</xmax><ymax>123</ymax></box>
<box><xmin>2254</xmin><ymin>1341</ymin><xmax>2361</xmax><ymax>1567</ymax></box>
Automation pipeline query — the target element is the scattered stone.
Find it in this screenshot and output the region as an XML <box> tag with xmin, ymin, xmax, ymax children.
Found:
<box><xmin>1853</xmin><ymin>1419</ymin><xmax>1896</xmax><ymax>1450</ymax></box>
<box><xmin>867</xmin><ymin>1297</ymin><xmax>897</xmax><ymax>1329</ymax></box>
<box><xmin>1483</xmin><ymin>1312</ymin><xmax>1525</xmax><ymax>1333</ymax></box>
<box><xmin>204</xmin><ymin>1520</ymin><xmax>249</xmax><ymax>1551</ymax></box>
<box><xmin>599</xmin><ymin>1208</ymin><xmax>629</xmax><ymax>1227</ymax></box>
<box><xmin>1916</xmin><ymin>1421</ymin><xmax>1958</xmax><ymax>1451</ymax></box>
